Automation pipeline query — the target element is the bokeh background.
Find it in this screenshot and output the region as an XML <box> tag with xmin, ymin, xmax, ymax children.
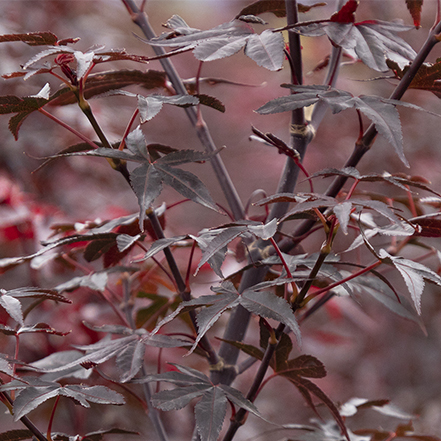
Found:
<box><xmin>1</xmin><ymin>1</ymin><xmax>441</xmax><ymax>440</ymax></box>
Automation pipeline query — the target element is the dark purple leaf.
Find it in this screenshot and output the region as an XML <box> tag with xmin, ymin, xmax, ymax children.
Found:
<box><xmin>156</xmin><ymin>164</ymin><xmax>218</xmax><ymax>211</ymax></box>
<box><xmin>151</xmin><ymin>384</ymin><xmax>210</xmax><ymax>411</ymax></box>
<box><xmin>81</xmin><ymin>428</ymin><xmax>139</xmax><ymax>441</ymax></box>
<box><xmin>130</xmin><ymin>164</ymin><xmax>162</xmax><ymax>230</ymax></box>
<box><xmin>240</xmin><ymin>289</ymin><xmax>301</xmax><ymax>345</ymax></box>
<box><xmin>196</xmin><ymin>94</ymin><xmax>226</xmax><ymax>113</ymax></box>
<box><xmin>195</xmin><ymin>387</ymin><xmax>227</xmax><ymax>441</ymax></box>
<box><xmin>49</xmin><ymin>70</ymin><xmax>167</xmax><ymax>106</ymax></box>
<box><xmin>17</xmin><ymin>323</ymin><xmax>69</xmax><ymax>336</ymax></box>
<box><xmin>379</xmin><ymin>249</ymin><xmax>441</xmax><ymax>314</ymax></box>
<box><xmin>28</xmin><ymin>350</ymin><xmax>93</xmax><ymax>381</ymax></box>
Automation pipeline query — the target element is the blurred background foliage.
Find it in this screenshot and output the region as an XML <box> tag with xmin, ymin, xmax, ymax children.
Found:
<box><xmin>1</xmin><ymin>1</ymin><xmax>441</xmax><ymax>439</ymax></box>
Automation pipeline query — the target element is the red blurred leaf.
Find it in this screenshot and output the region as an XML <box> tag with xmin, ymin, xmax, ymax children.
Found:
<box><xmin>389</xmin><ymin>58</ymin><xmax>441</xmax><ymax>99</ymax></box>
<box><xmin>330</xmin><ymin>0</ymin><xmax>358</xmax><ymax>23</ymax></box>
<box><xmin>49</xmin><ymin>70</ymin><xmax>167</xmax><ymax>106</ymax></box>
<box><xmin>406</xmin><ymin>0</ymin><xmax>423</xmax><ymax>29</ymax></box>
<box><xmin>412</xmin><ymin>218</ymin><xmax>441</xmax><ymax>237</ymax></box>
<box><xmin>235</xmin><ymin>0</ymin><xmax>326</xmax><ymax>18</ymax></box>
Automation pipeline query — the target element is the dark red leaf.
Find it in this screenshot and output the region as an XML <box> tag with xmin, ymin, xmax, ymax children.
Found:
<box><xmin>0</xmin><ymin>32</ymin><xmax>59</xmax><ymax>46</ymax></box>
<box><xmin>49</xmin><ymin>70</ymin><xmax>167</xmax><ymax>106</ymax></box>
<box><xmin>330</xmin><ymin>0</ymin><xmax>358</xmax><ymax>23</ymax></box>
<box><xmin>235</xmin><ymin>0</ymin><xmax>326</xmax><ymax>18</ymax></box>
<box><xmin>406</xmin><ymin>0</ymin><xmax>423</xmax><ymax>29</ymax></box>
<box><xmin>412</xmin><ymin>218</ymin><xmax>441</xmax><ymax>237</ymax></box>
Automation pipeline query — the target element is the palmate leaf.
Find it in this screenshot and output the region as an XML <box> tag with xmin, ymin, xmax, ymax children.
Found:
<box><xmin>148</xmin><ymin>17</ymin><xmax>285</xmax><ymax>71</ymax></box>
<box><xmin>277</xmin><ymin>356</ymin><xmax>349</xmax><ymax>441</ymax></box>
<box><xmin>0</xmin><ymin>89</ymin><xmax>50</xmax><ymax>140</ymax></box>
<box><xmin>152</xmin><ymin>281</ymin><xmax>301</xmax><ymax>353</ymax></box>
<box><xmin>139</xmin><ymin>363</ymin><xmax>262</xmax><ymax>441</ymax></box>
<box><xmin>195</xmin><ymin>387</ymin><xmax>227</xmax><ymax>441</ymax></box>
<box><xmin>379</xmin><ymin>249</ymin><xmax>441</xmax><ymax>315</ymax></box>
<box><xmin>341</xmin><ymin>273</ymin><xmax>425</xmax><ymax>329</ymax></box>
<box><xmin>193</xmin><ymin>219</ymin><xmax>278</xmax><ymax>276</ymax></box>
<box><xmin>33</xmin><ymin>330</ymin><xmax>187</xmax><ymax>382</ymax></box>
<box><xmin>257</xmin><ymin>85</ymin><xmax>439</xmax><ymax>166</ymax></box>
<box><xmin>12</xmin><ymin>384</ymin><xmax>124</xmax><ymax>421</ymax></box>
<box><xmin>310</xmin><ymin>167</ymin><xmax>441</xmax><ymax>197</ymax></box>
<box><xmin>285</xmin><ymin>0</ymin><xmax>416</xmax><ymax>72</ymax></box>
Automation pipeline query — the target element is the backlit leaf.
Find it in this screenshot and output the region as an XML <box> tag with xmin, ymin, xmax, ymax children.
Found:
<box><xmin>0</xmin><ymin>293</ymin><xmax>23</xmax><ymax>325</ymax></box>
<box><xmin>244</xmin><ymin>30</ymin><xmax>285</xmax><ymax>71</ymax></box>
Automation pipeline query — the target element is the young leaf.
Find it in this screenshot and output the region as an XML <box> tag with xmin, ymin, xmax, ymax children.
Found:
<box><xmin>406</xmin><ymin>0</ymin><xmax>423</xmax><ymax>29</ymax></box>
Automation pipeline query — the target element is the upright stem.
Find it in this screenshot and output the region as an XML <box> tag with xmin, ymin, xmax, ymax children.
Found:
<box><xmin>121</xmin><ymin>275</ymin><xmax>169</xmax><ymax>441</ymax></box>
<box><xmin>212</xmin><ymin>0</ymin><xmax>343</xmax><ymax>387</ymax></box>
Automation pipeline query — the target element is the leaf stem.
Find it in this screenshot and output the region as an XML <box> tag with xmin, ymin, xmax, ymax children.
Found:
<box><xmin>46</xmin><ymin>395</ymin><xmax>60</xmax><ymax>441</ymax></box>
<box><xmin>37</xmin><ymin>108</ymin><xmax>100</xmax><ymax>150</ymax></box>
